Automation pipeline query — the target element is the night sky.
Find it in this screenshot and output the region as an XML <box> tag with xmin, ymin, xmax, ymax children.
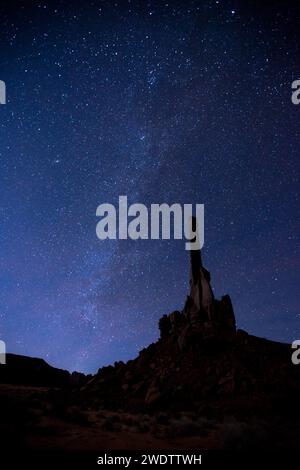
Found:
<box><xmin>0</xmin><ymin>0</ymin><xmax>299</xmax><ymax>373</ymax></box>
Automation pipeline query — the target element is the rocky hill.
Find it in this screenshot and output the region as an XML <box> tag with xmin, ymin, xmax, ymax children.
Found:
<box><xmin>81</xmin><ymin>328</ymin><xmax>298</xmax><ymax>415</ymax></box>
<box><xmin>80</xmin><ymin>218</ymin><xmax>299</xmax><ymax>415</ymax></box>
<box><xmin>0</xmin><ymin>353</ymin><xmax>86</xmax><ymax>388</ymax></box>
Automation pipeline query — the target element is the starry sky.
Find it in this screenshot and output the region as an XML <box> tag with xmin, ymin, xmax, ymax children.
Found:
<box><xmin>0</xmin><ymin>0</ymin><xmax>299</xmax><ymax>373</ymax></box>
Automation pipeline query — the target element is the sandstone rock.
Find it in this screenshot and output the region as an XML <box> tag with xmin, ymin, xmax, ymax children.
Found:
<box><xmin>158</xmin><ymin>315</ymin><xmax>171</xmax><ymax>338</ymax></box>
<box><xmin>177</xmin><ymin>324</ymin><xmax>191</xmax><ymax>350</ymax></box>
<box><xmin>132</xmin><ymin>381</ymin><xmax>144</xmax><ymax>392</ymax></box>
<box><xmin>145</xmin><ymin>383</ymin><xmax>162</xmax><ymax>407</ymax></box>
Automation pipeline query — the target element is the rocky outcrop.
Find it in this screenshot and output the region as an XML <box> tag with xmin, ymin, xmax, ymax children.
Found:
<box><xmin>80</xmin><ymin>326</ymin><xmax>299</xmax><ymax>414</ymax></box>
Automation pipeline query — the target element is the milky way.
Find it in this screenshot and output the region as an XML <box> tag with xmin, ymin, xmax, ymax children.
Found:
<box><xmin>0</xmin><ymin>0</ymin><xmax>299</xmax><ymax>372</ymax></box>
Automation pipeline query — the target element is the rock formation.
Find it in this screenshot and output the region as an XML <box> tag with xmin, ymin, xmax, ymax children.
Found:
<box><xmin>1</xmin><ymin>225</ymin><xmax>300</xmax><ymax>452</ymax></box>
<box><xmin>79</xmin><ymin>220</ymin><xmax>299</xmax><ymax>419</ymax></box>
<box><xmin>159</xmin><ymin>216</ymin><xmax>236</xmax><ymax>342</ymax></box>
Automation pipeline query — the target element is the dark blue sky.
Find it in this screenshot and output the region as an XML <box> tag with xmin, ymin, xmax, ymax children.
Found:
<box><xmin>0</xmin><ymin>0</ymin><xmax>299</xmax><ymax>373</ymax></box>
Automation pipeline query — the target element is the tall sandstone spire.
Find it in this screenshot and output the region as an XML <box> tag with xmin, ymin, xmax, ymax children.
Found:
<box><xmin>159</xmin><ymin>216</ymin><xmax>236</xmax><ymax>340</ymax></box>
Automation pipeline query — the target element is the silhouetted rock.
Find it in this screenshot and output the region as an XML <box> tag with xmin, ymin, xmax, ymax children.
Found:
<box><xmin>161</xmin><ymin>216</ymin><xmax>237</xmax><ymax>339</ymax></box>
<box><xmin>158</xmin><ymin>314</ymin><xmax>171</xmax><ymax>338</ymax></box>
<box><xmin>0</xmin><ymin>353</ymin><xmax>71</xmax><ymax>387</ymax></box>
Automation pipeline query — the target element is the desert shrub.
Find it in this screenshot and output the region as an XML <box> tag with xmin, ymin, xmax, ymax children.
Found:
<box><xmin>222</xmin><ymin>417</ymin><xmax>269</xmax><ymax>449</ymax></box>
<box><xmin>65</xmin><ymin>406</ymin><xmax>90</xmax><ymax>425</ymax></box>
